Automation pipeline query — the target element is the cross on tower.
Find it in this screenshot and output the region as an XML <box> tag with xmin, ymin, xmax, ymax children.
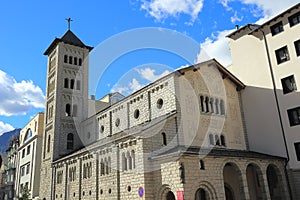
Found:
<box><xmin>65</xmin><ymin>18</ymin><xmax>73</xmax><ymax>30</ymax></box>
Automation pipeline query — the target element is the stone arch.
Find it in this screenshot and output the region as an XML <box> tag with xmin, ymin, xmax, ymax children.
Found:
<box><xmin>223</xmin><ymin>162</ymin><xmax>246</xmax><ymax>200</ymax></box>
<box><xmin>266</xmin><ymin>164</ymin><xmax>285</xmax><ymax>200</ymax></box>
<box><xmin>192</xmin><ymin>181</ymin><xmax>218</xmax><ymax>200</ymax></box>
<box><xmin>156</xmin><ymin>184</ymin><xmax>176</xmax><ymax>200</ymax></box>
<box><xmin>246</xmin><ymin>163</ymin><xmax>266</xmax><ymax>200</ymax></box>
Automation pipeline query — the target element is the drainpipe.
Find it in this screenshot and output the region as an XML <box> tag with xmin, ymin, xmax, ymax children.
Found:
<box><xmin>258</xmin><ymin>28</ymin><xmax>293</xmax><ymax>200</ymax></box>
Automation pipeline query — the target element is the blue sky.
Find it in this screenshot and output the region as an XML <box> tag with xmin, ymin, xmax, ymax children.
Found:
<box><xmin>0</xmin><ymin>0</ymin><xmax>298</xmax><ymax>134</ymax></box>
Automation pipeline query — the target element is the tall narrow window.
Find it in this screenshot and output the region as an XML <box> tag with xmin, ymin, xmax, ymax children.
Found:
<box><xmin>64</xmin><ymin>78</ymin><xmax>69</xmax><ymax>88</ymax></box>
<box><xmin>70</xmin><ymin>79</ymin><xmax>75</xmax><ymax>89</ymax></box>
<box><xmin>200</xmin><ymin>160</ymin><xmax>205</xmax><ymax>170</ymax></box>
<box><xmin>72</xmin><ymin>105</ymin><xmax>77</xmax><ymax>117</ymax></box>
<box><xmin>108</xmin><ymin>157</ymin><xmax>111</xmax><ymax>173</ymax></box>
<box><xmin>64</xmin><ymin>55</ymin><xmax>68</xmax><ymax>63</ymax></box>
<box><xmin>79</xmin><ymin>58</ymin><xmax>82</xmax><ymax>66</ymax></box>
<box><xmin>74</xmin><ymin>57</ymin><xmax>78</xmax><ymax>65</ymax></box>
<box><xmin>215</xmin><ymin>135</ymin><xmax>220</xmax><ymax>146</ymax></box>
<box><xmin>275</xmin><ymin>46</ymin><xmax>290</xmax><ymax>64</ymax></box>
<box><xmin>200</xmin><ymin>96</ymin><xmax>205</xmax><ymax>112</ymax></box>
<box><xmin>131</xmin><ymin>151</ymin><xmax>135</xmax><ymax>169</ymax></box>
<box><xmin>162</xmin><ymin>132</ymin><xmax>167</xmax><ymax>146</ymax></box>
<box><xmin>47</xmin><ymin>135</ymin><xmax>51</xmax><ymax>153</ymax></box>
<box><xmin>294</xmin><ymin>39</ymin><xmax>300</xmax><ymax>56</ymax></box>
<box><xmin>65</xmin><ymin>104</ymin><xmax>71</xmax><ymax>116</ymax></box>
<box><xmin>127</xmin><ymin>152</ymin><xmax>132</xmax><ymax>170</ymax></box>
<box><xmin>294</xmin><ymin>142</ymin><xmax>300</xmax><ymax>161</ymax></box>
<box><xmin>215</xmin><ymin>99</ymin><xmax>219</xmax><ymax>114</ymax></box>
<box><xmin>122</xmin><ymin>153</ymin><xmax>127</xmax><ymax>171</ymax></box>
<box><xmin>220</xmin><ymin>99</ymin><xmax>225</xmax><ymax>115</ymax></box>
<box><xmin>205</xmin><ymin>97</ymin><xmax>210</xmax><ymax>113</ymax></box>
<box><xmin>220</xmin><ymin>135</ymin><xmax>226</xmax><ymax>146</ymax></box>
<box><xmin>76</xmin><ymin>80</ymin><xmax>81</xmax><ymax>90</ymax></box>
<box><xmin>67</xmin><ymin>133</ymin><xmax>74</xmax><ymax>150</ymax></box>
<box><xmin>100</xmin><ymin>159</ymin><xmax>104</xmax><ymax>176</ymax></box>
<box><xmin>105</xmin><ymin>158</ymin><xmax>109</xmax><ymax>175</ymax></box>
<box><xmin>210</xmin><ymin>98</ymin><xmax>214</xmax><ymax>113</ymax></box>
<box><xmin>69</xmin><ymin>56</ymin><xmax>73</xmax><ymax>64</ymax></box>
<box><xmin>209</xmin><ymin>134</ymin><xmax>214</xmax><ymax>145</ymax></box>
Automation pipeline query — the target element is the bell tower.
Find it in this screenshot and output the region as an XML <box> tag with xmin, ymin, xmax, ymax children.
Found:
<box><xmin>39</xmin><ymin>26</ymin><xmax>93</xmax><ymax>199</ymax></box>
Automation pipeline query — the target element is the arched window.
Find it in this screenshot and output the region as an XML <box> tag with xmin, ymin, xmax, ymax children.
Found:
<box><xmin>127</xmin><ymin>152</ymin><xmax>132</xmax><ymax>170</ymax></box>
<box><xmin>74</xmin><ymin>57</ymin><xmax>78</xmax><ymax>65</ymax></box>
<box><xmin>195</xmin><ymin>188</ymin><xmax>207</xmax><ymax>200</ymax></box>
<box><xmin>220</xmin><ymin>135</ymin><xmax>226</xmax><ymax>146</ymax></box>
<box><xmin>47</xmin><ymin>135</ymin><xmax>51</xmax><ymax>153</ymax></box>
<box><xmin>67</xmin><ymin>133</ymin><xmax>74</xmax><ymax>150</ymax></box>
<box><xmin>200</xmin><ymin>96</ymin><xmax>205</xmax><ymax>112</ymax></box>
<box><xmin>69</xmin><ymin>56</ymin><xmax>73</xmax><ymax>64</ymax></box>
<box><xmin>162</xmin><ymin>132</ymin><xmax>167</xmax><ymax>146</ymax></box>
<box><xmin>220</xmin><ymin>99</ymin><xmax>225</xmax><ymax>115</ymax></box>
<box><xmin>210</xmin><ymin>98</ymin><xmax>214</xmax><ymax>113</ymax></box>
<box><xmin>122</xmin><ymin>153</ymin><xmax>127</xmax><ymax>171</ymax></box>
<box><xmin>78</xmin><ymin>58</ymin><xmax>82</xmax><ymax>66</ymax></box>
<box><xmin>24</xmin><ymin>129</ymin><xmax>32</xmax><ymax>143</ymax></box>
<box><xmin>205</xmin><ymin>97</ymin><xmax>210</xmax><ymax>113</ymax></box>
<box><xmin>200</xmin><ymin>160</ymin><xmax>205</xmax><ymax>170</ymax></box>
<box><xmin>108</xmin><ymin>157</ymin><xmax>111</xmax><ymax>173</ymax></box>
<box><xmin>72</xmin><ymin>105</ymin><xmax>77</xmax><ymax>117</ymax></box>
<box><xmin>70</xmin><ymin>79</ymin><xmax>75</xmax><ymax>89</ymax></box>
<box><xmin>215</xmin><ymin>98</ymin><xmax>219</xmax><ymax>114</ymax></box>
<box><xmin>105</xmin><ymin>158</ymin><xmax>109</xmax><ymax>175</ymax></box>
<box><xmin>131</xmin><ymin>150</ymin><xmax>135</xmax><ymax>169</ymax></box>
<box><xmin>215</xmin><ymin>135</ymin><xmax>220</xmax><ymax>146</ymax></box>
<box><xmin>64</xmin><ymin>55</ymin><xmax>68</xmax><ymax>63</ymax></box>
<box><xmin>100</xmin><ymin>159</ymin><xmax>104</xmax><ymax>176</ymax></box>
<box><xmin>209</xmin><ymin>134</ymin><xmax>214</xmax><ymax>145</ymax></box>
<box><xmin>65</xmin><ymin>104</ymin><xmax>71</xmax><ymax>116</ymax></box>
<box><xmin>64</xmin><ymin>78</ymin><xmax>69</xmax><ymax>88</ymax></box>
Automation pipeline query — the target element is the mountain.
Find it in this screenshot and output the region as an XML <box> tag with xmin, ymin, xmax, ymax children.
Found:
<box><xmin>0</xmin><ymin>129</ymin><xmax>21</xmax><ymax>154</ymax></box>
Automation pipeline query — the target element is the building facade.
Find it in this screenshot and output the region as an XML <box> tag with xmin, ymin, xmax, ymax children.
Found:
<box><xmin>0</xmin><ymin>137</ymin><xmax>19</xmax><ymax>200</ymax></box>
<box><xmin>37</xmin><ymin>28</ymin><xmax>292</xmax><ymax>200</ymax></box>
<box><xmin>15</xmin><ymin>113</ymin><xmax>44</xmax><ymax>199</ymax></box>
<box><xmin>228</xmin><ymin>3</ymin><xmax>300</xmax><ymax>199</ymax></box>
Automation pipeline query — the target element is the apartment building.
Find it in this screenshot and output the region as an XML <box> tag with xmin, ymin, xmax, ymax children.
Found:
<box><xmin>15</xmin><ymin>113</ymin><xmax>44</xmax><ymax>199</ymax></box>
<box><xmin>228</xmin><ymin>3</ymin><xmax>300</xmax><ymax>199</ymax></box>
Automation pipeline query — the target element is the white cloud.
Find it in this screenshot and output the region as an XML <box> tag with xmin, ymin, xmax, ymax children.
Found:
<box><xmin>219</xmin><ymin>0</ymin><xmax>234</xmax><ymax>11</ymax></box>
<box><xmin>198</xmin><ymin>29</ymin><xmax>235</xmax><ymax>67</ymax></box>
<box><xmin>0</xmin><ymin>121</ymin><xmax>14</xmax><ymax>136</ymax></box>
<box><xmin>231</xmin><ymin>11</ymin><xmax>243</xmax><ymax>23</ymax></box>
<box><xmin>0</xmin><ymin>70</ymin><xmax>45</xmax><ymax>116</ymax></box>
<box><xmin>140</xmin><ymin>0</ymin><xmax>204</xmax><ymax>24</ymax></box>
<box><xmin>111</xmin><ymin>67</ymin><xmax>171</xmax><ymax>95</ymax></box>
<box><xmin>136</xmin><ymin>67</ymin><xmax>170</xmax><ymax>82</ymax></box>
<box><xmin>239</xmin><ymin>0</ymin><xmax>299</xmax><ymax>18</ymax></box>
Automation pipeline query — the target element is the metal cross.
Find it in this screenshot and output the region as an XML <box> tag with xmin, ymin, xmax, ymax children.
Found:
<box><xmin>65</xmin><ymin>18</ymin><xmax>73</xmax><ymax>30</ymax></box>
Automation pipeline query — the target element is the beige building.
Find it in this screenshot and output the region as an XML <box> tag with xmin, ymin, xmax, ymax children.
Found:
<box><xmin>37</xmin><ymin>28</ymin><xmax>292</xmax><ymax>200</ymax></box>
<box><xmin>228</xmin><ymin>3</ymin><xmax>300</xmax><ymax>199</ymax></box>
<box><xmin>15</xmin><ymin>113</ymin><xmax>44</xmax><ymax>199</ymax></box>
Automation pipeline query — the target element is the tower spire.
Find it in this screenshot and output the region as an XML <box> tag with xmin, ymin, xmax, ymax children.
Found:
<box><xmin>65</xmin><ymin>17</ymin><xmax>73</xmax><ymax>30</ymax></box>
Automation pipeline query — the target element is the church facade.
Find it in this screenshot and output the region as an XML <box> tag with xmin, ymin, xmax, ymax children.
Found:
<box><xmin>38</xmin><ymin>30</ymin><xmax>291</xmax><ymax>200</ymax></box>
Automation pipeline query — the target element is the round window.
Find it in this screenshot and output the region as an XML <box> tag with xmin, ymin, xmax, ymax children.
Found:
<box><xmin>157</xmin><ymin>98</ymin><xmax>163</xmax><ymax>109</ymax></box>
<box><xmin>134</xmin><ymin>109</ymin><xmax>140</xmax><ymax>119</ymax></box>
<box><xmin>115</xmin><ymin>118</ymin><xmax>120</xmax><ymax>127</ymax></box>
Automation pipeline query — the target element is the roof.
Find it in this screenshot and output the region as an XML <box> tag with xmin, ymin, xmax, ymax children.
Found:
<box><xmin>150</xmin><ymin>146</ymin><xmax>287</xmax><ymax>161</ymax></box>
<box><xmin>44</xmin><ymin>30</ymin><xmax>93</xmax><ymax>55</ymax></box>
<box><xmin>227</xmin><ymin>3</ymin><xmax>300</xmax><ymax>38</ymax></box>
<box><xmin>227</xmin><ymin>24</ymin><xmax>260</xmax><ymax>38</ymax></box>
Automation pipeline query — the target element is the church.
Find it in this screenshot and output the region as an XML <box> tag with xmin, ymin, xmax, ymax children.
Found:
<box><xmin>38</xmin><ymin>28</ymin><xmax>290</xmax><ymax>200</ymax></box>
